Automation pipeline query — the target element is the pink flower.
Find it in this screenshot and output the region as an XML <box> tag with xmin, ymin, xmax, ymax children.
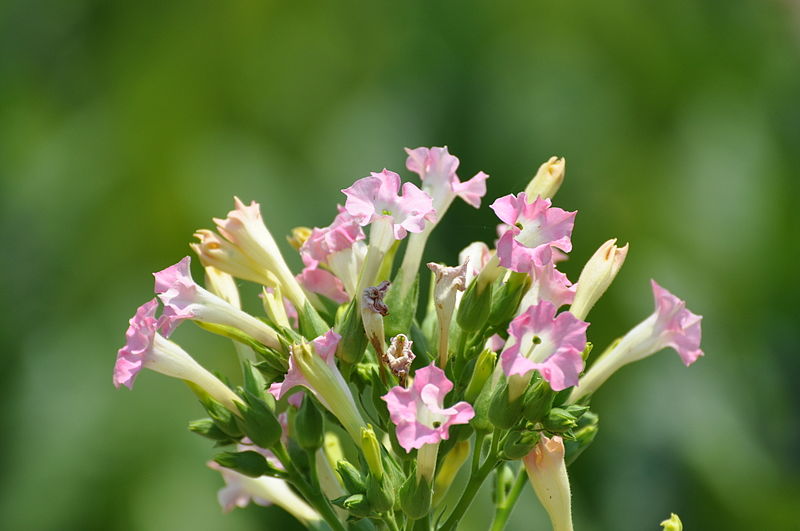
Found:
<box><xmin>382</xmin><ymin>364</ymin><xmax>475</xmax><ymax>452</ymax></box>
<box><xmin>153</xmin><ymin>257</ymin><xmax>280</xmax><ymax>349</ymax></box>
<box><xmin>405</xmin><ymin>146</ymin><xmax>489</xmax><ymax>209</ymax></box>
<box><xmin>501</xmin><ymin>301</ymin><xmax>588</xmax><ymax>392</ymax></box>
<box><xmin>458</xmin><ymin>241</ymin><xmax>492</xmax><ymax>286</ymax></box>
<box><xmin>342</xmin><ymin>169</ymin><xmax>437</xmax><ymax>240</ymax></box>
<box><xmin>490</xmin><ymin>193</ymin><xmax>576</xmax><ymax>273</ymax></box>
<box><xmin>485</xmin><ymin>334</ymin><xmax>506</xmax><ymax>353</ymax></box>
<box><xmin>522</xmin><ymin>248</ymin><xmax>576</xmax><ymax>310</ymax></box>
<box><xmin>568</xmin><ymin>280</ymin><xmax>703</xmax><ymax>403</ymax></box>
<box><xmin>296</xmin><ymin>263</ymin><xmax>349</xmax><ymax>304</ymax></box>
<box><xmin>300</xmin><ymin>206</ymin><xmax>365</xmax><ymax>264</ymax></box>
<box><xmin>113</xmin><ymin>299</ymin><xmax>241</xmax><ymax>411</ymax></box>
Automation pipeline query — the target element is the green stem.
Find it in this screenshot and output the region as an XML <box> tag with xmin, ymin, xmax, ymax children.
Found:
<box><xmin>489</xmin><ymin>467</ymin><xmax>528</xmax><ymax>531</ymax></box>
<box><xmin>273</xmin><ymin>445</ymin><xmax>346</xmax><ymax>531</ymax></box>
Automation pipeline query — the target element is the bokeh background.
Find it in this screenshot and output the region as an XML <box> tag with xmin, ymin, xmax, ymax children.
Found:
<box><xmin>1</xmin><ymin>1</ymin><xmax>799</xmax><ymax>530</ymax></box>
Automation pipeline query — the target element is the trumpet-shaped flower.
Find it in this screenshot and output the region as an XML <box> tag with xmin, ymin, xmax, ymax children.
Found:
<box><xmin>113</xmin><ymin>299</ymin><xmax>241</xmax><ymax>412</ymax></box>
<box><xmin>382</xmin><ymin>364</ymin><xmax>474</xmax><ymax>452</ymax></box>
<box><xmin>490</xmin><ymin>193</ymin><xmax>576</xmax><ymax>273</ymax></box>
<box><xmin>269</xmin><ymin>330</ymin><xmax>366</xmax><ymax>445</ymax></box>
<box><xmin>569</xmin><ymin>280</ymin><xmax>703</xmax><ymax>403</ymax></box>
<box><xmin>405</xmin><ymin>146</ymin><xmax>488</xmax><ymax>209</ymax></box>
<box><xmin>569</xmin><ymin>238</ymin><xmax>628</xmax><ymax>321</ymax></box>
<box><xmin>296</xmin><ymin>261</ymin><xmax>349</xmax><ymax>304</ymax></box>
<box><xmin>501</xmin><ymin>301</ymin><xmax>588</xmax><ymax>393</ymax></box>
<box><xmin>342</xmin><ymin>169</ymin><xmax>436</xmax><ymax>241</ymax></box>
<box><xmin>523</xmin><ymin>435</ymin><xmax>574</xmax><ymax>531</ymax></box>
<box><xmin>154</xmin><ymin>257</ymin><xmax>281</xmax><ymax>350</ymax></box>
<box><xmin>301</xmin><ymin>206</ymin><xmax>365</xmax><ymax>263</ymax></box>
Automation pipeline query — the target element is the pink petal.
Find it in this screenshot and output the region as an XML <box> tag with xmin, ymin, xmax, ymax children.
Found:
<box><xmin>452</xmin><ymin>171</ymin><xmax>489</xmax><ymax>208</ymax></box>
<box><xmin>650</xmin><ymin>280</ymin><xmax>704</xmax><ymax>366</ymax></box>
<box><xmin>296</xmin><ymin>266</ymin><xmax>349</xmax><ymax>304</ymax></box>
<box><xmin>113</xmin><ymin>299</ymin><xmax>159</xmax><ymax>389</ymax></box>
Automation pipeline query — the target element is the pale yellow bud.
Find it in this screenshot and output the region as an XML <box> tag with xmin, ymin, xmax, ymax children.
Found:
<box><xmin>570</xmin><ymin>239</ymin><xmax>629</xmax><ymax>321</ymax></box>
<box><xmin>660</xmin><ymin>513</ymin><xmax>683</xmax><ymax>531</ymax></box>
<box><xmin>525</xmin><ymin>156</ymin><xmax>566</xmax><ymax>201</ymax></box>
<box><xmin>287</xmin><ymin>226</ymin><xmax>312</xmax><ymax>250</ymax></box>
<box><xmin>523</xmin><ymin>436</ymin><xmax>573</xmax><ymax>531</ymax></box>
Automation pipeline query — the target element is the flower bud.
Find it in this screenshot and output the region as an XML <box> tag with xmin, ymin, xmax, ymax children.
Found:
<box><xmin>287</xmin><ymin>226</ymin><xmax>312</xmax><ymax>250</ymax></box>
<box><xmin>293</xmin><ymin>396</ymin><xmax>324</xmax><ymax>451</ymax></box>
<box><xmin>213</xmin><ymin>450</ymin><xmax>274</xmax><ymax>478</ymax></box>
<box><xmin>336</xmin><ymin>460</ymin><xmax>366</xmax><ymax>494</ymax></box>
<box><xmin>564</xmin><ymin>411</ymin><xmax>599</xmax><ymax>466</ymax></box>
<box><xmin>236</xmin><ymin>391</ymin><xmax>282</xmax><ymax>450</ymax></box>
<box><xmin>432</xmin><ymin>440</ymin><xmax>470</xmax><ymax>506</ymax></box>
<box><xmin>542</xmin><ymin>406</ymin><xmax>588</xmax><ymax>434</ymax></box>
<box><xmin>569</xmin><ymin>239</ymin><xmax>628</xmax><ymax>321</ymax></box>
<box><xmin>522</xmin><ymin>378</ymin><xmax>556</xmax><ymax>423</ymax></box>
<box><xmin>489</xmin><ymin>381</ymin><xmax>525</xmax><ymax>429</ymax></box>
<box><xmin>333</xmin><ymin>493</ymin><xmax>373</xmax><ymax>518</ymax></box>
<box><xmin>366</xmin><ymin>471</ymin><xmax>394</xmax><ymax>513</ymax></box>
<box><xmin>335</xmin><ymin>298</ymin><xmax>369</xmax><ymax>366</ymax></box>
<box><xmin>501</xmin><ymin>427</ymin><xmax>541</xmax><ymax>460</ymax></box>
<box><xmin>456</xmin><ymin>277</ymin><xmax>494</xmax><ymax>332</ymax></box>
<box><xmin>399</xmin><ymin>470</ymin><xmax>432</xmax><ymax>520</ymax></box>
<box><xmin>361</xmin><ymin>425</ymin><xmax>384</xmax><ymax>480</ymax></box>
<box><xmin>525</xmin><ymin>156</ymin><xmax>565</xmax><ymax>201</ymax></box>
<box><xmin>194</xmin><ymin>387</ymin><xmax>244</xmax><ymax>439</ymax></box>
<box><xmin>523</xmin><ymin>435</ymin><xmax>573</xmax><ymax>531</ymax></box>
<box><xmin>660</xmin><ymin>513</ymin><xmax>683</xmax><ymax>531</ymax></box>
<box><xmin>465</xmin><ymin>349</ymin><xmax>497</xmax><ymax>403</ymax></box>
<box><xmin>188</xmin><ymin>418</ymin><xmax>237</xmax><ymax>444</ymax></box>
<box><xmin>489</xmin><ymin>271</ymin><xmax>531</xmax><ymax>326</ymax></box>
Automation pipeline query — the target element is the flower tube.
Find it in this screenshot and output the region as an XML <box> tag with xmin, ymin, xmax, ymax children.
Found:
<box><xmin>154</xmin><ymin>257</ymin><xmax>281</xmax><ymax>350</ymax></box>
<box><xmin>427</xmin><ymin>261</ymin><xmax>468</xmax><ymax>367</ymax></box>
<box><xmin>568</xmin><ymin>280</ymin><xmax>703</xmax><ymax>403</ymax></box>
<box><xmin>569</xmin><ymin>238</ymin><xmax>628</xmax><ymax>321</ymax></box>
<box><xmin>523</xmin><ymin>435</ymin><xmax>574</xmax><ymax>531</ymax></box>
<box><xmin>113</xmin><ymin>299</ymin><xmax>241</xmax><ymax>413</ymax></box>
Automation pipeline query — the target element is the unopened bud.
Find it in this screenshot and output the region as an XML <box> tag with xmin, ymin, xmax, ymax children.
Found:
<box><xmin>489</xmin><ymin>271</ymin><xmax>531</xmax><ymax>326</ymax></box>
<box><xmin>465</xmin><ymin>349</ymin><xmax>497</xmax><ymax>403</ymax></box>
<box><xmin>660</xmin><ymin>513</ymin><xmax>683</xmax><ymax>531</ymax></box>
<box><xmin>489</xmin><ymin>381</ymin><xmax>525</xmax><ymax>429</ymax></box>
<box><xmin>525</xmin><ymin>156</ymin><xmax>565</xmax><ymax>201</ymax></box>
<box><xmin>293</xmin><ymin>396</ymin><xmax>324</xmax><ymax>451</ymax></box>
<box><xmin>213</xmin><ymin>450</ymin><xmax>274</xmax><ymax>478</ymax></box>
<box><xmin>501</xmin><ymin>428</ymin><xmax>541</xmax><ymax>460</ymax></box>
<box><xmin>335</xmin><ymin>298</ymin><xmax>368</xmax><ymax>365</ymax></box>
<box><xmin>457</xmin><ymin>278</ymin><xmax>494</xmax><ymax>332</ymax></box>
<box><xmin>287</xmin><ymin>226</ymin><xmax>312</xmax><ymax>250</ymax></box>
<box><xmin>336</xmin><ymin>460</ymin><xmax>366</xmax><ymax>494</ymax></box>
<box><xmin>522</xmin><ymin>378</ymin><xmax>556</xmax><ymax>423</ymax></box>
<box><xmin>570</xmin><ymin>239</ymin><xmax>628</xmax><ymax>321</ymax></box>
<box><xmin>399</xmin><ymin>471</ymin><xmax>432</xmax><ymax>520</ymax></box>
<box><xmin>361</xmin><ymin>425</ymin><xmax>384</xmax><ymax>480</ymax></box>
<box><xmin>541</xmin><ymin>407</ymin><xmax>583</xmax><ymax>434</ymax></box>
<box><xmin>333</xmin><ymin>493</ymin><xmax>372</xmax><ymax>518</ymax></box>
<box><xmin>236</xmin><ymin>391</ymin><xmax>282</xmax><ymax>450</ymax></box>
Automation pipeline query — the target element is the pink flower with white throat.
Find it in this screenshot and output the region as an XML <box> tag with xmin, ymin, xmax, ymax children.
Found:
<box><xmin>154</xmin><ymin>256</ymin><xmax>281</xmax><ymax>350</ymax></box>
<box><xmin>501</xmin><ymin>301</ymin><xmax>588</xmax><ymax>396</ymax></box>
<box><xmin>382</xmin><ymin>364</ymin><xmax>475</xmax><ymax>452</ymax></box>
<box><xmin>490</xmin><ymin>193</ymin><xmax>576</xmax><ymax>273</ymax></box>
<box><xmin>569</xmin><ymin>280</ymin><xmax>703</xmax><ymax>403</ymax></box>
<box><xmin>405</xmin><ymin>146</ymin><xmax>489</xmax><ymax>209</ymax></box>
<box><xmin>113</xmin><ymin>299</ymin><xmax>241</xmax><ymax>412</ymax></box>
<box><xmin>342</xmin><ymin>169</ymin><xmax>436</xmax><ymax>242</ymax></box>
<box><xmin>519</xmin><ymin>248</ymin><xmax>577</xmax><ymax>310</ymax></box>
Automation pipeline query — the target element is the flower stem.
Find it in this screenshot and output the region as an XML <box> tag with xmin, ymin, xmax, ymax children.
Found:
<box><xmin>489</xmin><ymin>467</ymin><xmax>528</xmax><ymax>531</ymax></box>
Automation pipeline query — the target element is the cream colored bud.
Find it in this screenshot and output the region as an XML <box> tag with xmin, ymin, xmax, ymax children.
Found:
<box><xmin>287</xmin><ymin>226</ymin><xmax>312</xmax><ymax>250</ymax></box>
<box><xmin>523</xmin><ymin>436</ymin><xmax>573</xmax><ymax>531</ymax></box>
<box><xmin>569</xmin><ymin>239</ymin><xmax>629</xmax><ymax>321</ymax></box>
<box><xmin>660</xmin><ymin>513</ymin><xmax>683</xmax><ymax>531</ymax></box>
<box><xmin>525</xmin><ymin>156</ymin><xmax>566</xmax><ymax>201</ymax></box>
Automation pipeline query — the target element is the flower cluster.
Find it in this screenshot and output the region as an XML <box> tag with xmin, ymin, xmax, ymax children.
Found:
<box><xmin>114</xmin><ymin>148</ymin><xmax>703</xmax><ymax>531</ymax></box>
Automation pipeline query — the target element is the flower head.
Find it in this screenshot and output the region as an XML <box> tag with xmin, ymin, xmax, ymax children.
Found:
<box><xmin>405</xmin><ymin>146</ymin><xmax>488</xmax><ymax>209</ymax></box>
<box><xmin>342</xmin><ymin>169</ymin><xmax>436</xmax><ymax>240</ymax></box>
<box><xmin>501</xmin><ymin>301</ymin><xmax>588</xmax><ymax>392</ymax></box>
<box><xmin>382</xmin><ymin>364</ymin><xmax>474</xmax><ymax>452</ymax></box>
<box><xmin>300</xmin><ymin>207</ymin><xmax>365</xmax><ymax>264</ymax></box>
<box><xmin>490</xmin><ymin>193</ymin><xmax>576</xmax><ymax>272</ymax></box>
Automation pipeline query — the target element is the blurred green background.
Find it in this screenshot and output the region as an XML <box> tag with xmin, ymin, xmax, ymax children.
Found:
<box><xmin>1</xmin><ymin>0</ymin><xmax>799</xmax><ymax>529</ymax></box>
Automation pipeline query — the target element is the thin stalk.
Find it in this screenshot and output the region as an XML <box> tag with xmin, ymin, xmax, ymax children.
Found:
<box><xmin>489</xmin><ymin>467</ymin><xmax>528</xmax><ymax>531</ymax></box>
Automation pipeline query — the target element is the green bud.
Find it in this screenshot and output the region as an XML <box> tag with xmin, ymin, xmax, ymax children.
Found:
<box><xmin>332</xmin><ymin>493</ymin><xmax>373</xmax><ymax>518</ymax></box>
<box><xmin>383</xmin><ymin>273</ymin><xmax>419</xmax><ymax>337</ymax></box>
<box><xmin>500</xmin><ymin>428</ymin><xmax>541</xmax><ymax>460</ymax></box>
<box><xmin>522</xmin><ymin>378</ymin><xmax>556</xmax><ymax>423</ymax></box>
<box><xmin>542</xmin><ymin>407</ymin><xmax>579</xmax><ymax>433</ymax></box>
<box><xmin>399</xmin><ymin>472</ymin><xmax>432</xmax><ymax>520</ymax></box>
<box><xmin>196</xmin><ymin>392</ymin><xmax>244</xmax><ymax>439</ymax></box>
<box><xmin>488</xmin><ymin>272</ymin><xmax>530</xmax><ymax>326</ymax></box>
<box><xmin>213</xmin><ymin>450</ymin><xmax>276</xmax><ymax>478</ymax></box>
<box><xmin>465</xmin><ymin>349</ymin><xmax>497</xmax><ymax>403</ymax></box>
<box><xmin>456</xmin><ymin>279</ymin><xmax>493</xmax><ymax>332</ymax></box>
<box><xmin>297</xmin><ymin>300</ymin><xmax>331</xmax><ymax>339</ymax></box>
<box><xmin>361</xmin><ymin>425</ymin><xmax>384</xmax><ymax>480</ymax></box>
<box><xmin>489</xmin><ymin>381</ymin><xmax>524</xmax><ymax>430</ymax></box>
<box><xmin>236</xmin><ymin>391</ymin><xmax>282</xmax><ymax>449</ymax></box>
<box><xmin>336</xmin><ymin>460</ymin><xmax>366</xmax><ymax>494</ymax></box>
<box><xmin>471</xmin><ymin>377</ymin><xmax>495</xmax><ymax>433</ymax></box>
<box><xmin>335</xmin><ymin>298</ymin><xmax>368</xmax><ymax>365</ymax></box>
<box><xmin>293</xmin><ymin>396</ymin><xmax>324</xmax><ymax>451</ymax></box>
<box><xmin>188</xmin><ymin>418</ymin><xmax>237</xmax><ymax>444</ymax></box>
<box><xmin>581</xmin><ymin>342</ymin><xmax>594</xmax><ymax>361</ymax></box>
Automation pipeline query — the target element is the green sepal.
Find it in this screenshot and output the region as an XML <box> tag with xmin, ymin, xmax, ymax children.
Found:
<box><xmin>365</xmin><ymin>472</ymin><xmax>394</xmax><ymax>513</ymax></box>
<box><xmin>235</xmin><ymin>390</ymin><xmax>281</xmax><ymax>449</ymax></box>
<box><xmin>521</xmin><ymin>378</ymin><xmax>556</xmax><ymax>423</ymax></box>
<box><xmin>399</xmin><ymin>471</ymin><xmax>432</xmax><ymax>520</ymax></box>
<box><xmin>298</xmin><ymin>300</ymin><xmax>331</xmax><ymax>339</ymax></box>
<box><xmin>464</xmin><ymin>349</ymin><xmax>497</xmax><ymax>403</ymax></box>
<box><xmin>335</xmin><ymin>297</ymin><xmax>368</xmax><ymax>366</ymax></box>
<box><xmin>293</xmin><ymin>395</ymin><xmax>324</xmax><ymax>451</ymax></box>
<box><xmin>192</xmin><ymin>386</ymin><xmax>243</xmax><ymax>439</ymax></box>
<box><xmin>541</xmin><ymin>407</ymin><xmax>584</xmax><ymax>434</ymax></box>
<box><xmin>500</xmin><ymin>427</ymin><xmax>541</xmax><ymax>460</ymax></box>
<box><xmin>383</xmin><ymin>273</ymin><xmax>419</xmax><ymax>337</ymax></box>
<box><xmin>457</xmin><ymin>280</ymin><xmax>493</xmax><ymax>333</ymax></box>
<box><xmin>193</xmin><ymin>320</ymin><xmax>287</xmax><ymax>369</ymax></box>
<box><xmin>242</xmin><ymin>361</ymin><xmax>267</xmax><ymax>397</ymax></box>
<box><xmin>331</xmin><ymin>494</ymin><xmax>373</xmax><ymax>518</ymax></box>
<box><xmin>564</xmin><ymin>411</ymin><xmax>599</xmax><ymax>466</ymax></box>
<box><xmin>470</xmin><ymin>376</ymin><xmax>495</xmax><ymax>433</ymax></box>
<box><xmin>213</xmin><ymin>450</ymin><xmax>281</xmax><ymax>478</ymax></box>
<box><xmin>188</xmin><ymin>418</ymin><xmax>237</xmax><ymax>445</ymax></box>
